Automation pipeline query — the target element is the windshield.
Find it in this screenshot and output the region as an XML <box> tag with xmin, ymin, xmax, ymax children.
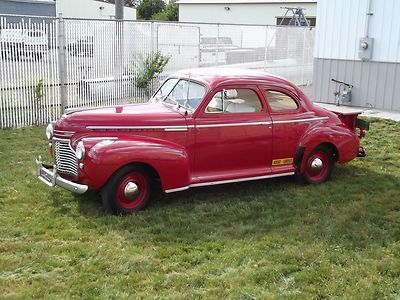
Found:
<box><xmin>153</xmin><ymin>78</ymin><xmax>206</xmax><ymax>111</ymax></box>
<box><xmin>153</xmin><ymin>78</ymin><xmax>179</xmax><ymax>101</ymax></box>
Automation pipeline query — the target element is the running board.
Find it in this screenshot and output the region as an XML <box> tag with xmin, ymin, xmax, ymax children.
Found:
<box><xmin>165</xmin><ymin>172</ymin><xmax>295</xmax><ymax>193</ymax></box>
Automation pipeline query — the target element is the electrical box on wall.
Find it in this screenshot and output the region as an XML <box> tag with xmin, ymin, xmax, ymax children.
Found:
<box><xmin>359</xmin><ymin>37</ymin><xmax>374</xmax><ymax>61</ymax></box>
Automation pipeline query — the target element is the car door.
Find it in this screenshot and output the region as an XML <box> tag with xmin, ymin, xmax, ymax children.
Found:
<box><xmin>262</xmin><ymin>86</ymin><xmax>316</xmax><ymax>172</ymax></box>
<box><xmin>193</xmin><ymin>85</ymin><xmax>273</xmax><ymax>182</ymax></box>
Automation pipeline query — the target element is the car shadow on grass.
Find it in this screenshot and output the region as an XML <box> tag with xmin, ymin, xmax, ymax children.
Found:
<box><xmin>50</xmin><ymin>163</ymin><xmax>400</xmax><ymax>251</ymax></box>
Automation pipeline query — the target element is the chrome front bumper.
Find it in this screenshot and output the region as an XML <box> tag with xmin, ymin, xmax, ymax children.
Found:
<box><xmin>35</xmin><ymin>156</ymin><xmax>88</xmax><ymax>194</ymax></box>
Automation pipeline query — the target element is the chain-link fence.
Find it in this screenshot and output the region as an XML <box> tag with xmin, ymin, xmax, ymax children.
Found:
<box><xmin>0</xmin><ymin>15</ymin><xmax>315</xmax><ymax>128</ymax></box>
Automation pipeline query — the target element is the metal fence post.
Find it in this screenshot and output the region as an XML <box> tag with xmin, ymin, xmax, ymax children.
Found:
<box><xmin>57</xmin><ymin>13</ymin><xmax>67</xmax><ymax>113</ymax></box>
<box><xmin>114</xmin><ymin>18</ymin><xmax>123</xmax><ymax>105</ymax></box>
<box><xmin>264</xmin><ymin>25</ymin><xmax>268</xmax><ymax>71</ymax></box>
<box><xmin>155</xmin><ymin>22</ymin><xmax>159</xmax><ymax>53</ymax></box>
<box><xmin>216</xmin><ymin>23</ymin><xmax>220</xmax><ymax>66</ymax></box>
<box><xmin>150</xmin><ymin>22</ymin><xmax>154</xmax><ymax>54</ymax></box>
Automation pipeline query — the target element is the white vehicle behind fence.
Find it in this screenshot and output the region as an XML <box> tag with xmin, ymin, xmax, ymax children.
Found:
<box><xmin>0</xmin><ymin>29</ymin><xmax>48</xmax><ymax>60</ymax></box>
<box><xmin>200</xmin><ymin>36</ymin><xmax>239</xmax><ymax>67</ymax></box>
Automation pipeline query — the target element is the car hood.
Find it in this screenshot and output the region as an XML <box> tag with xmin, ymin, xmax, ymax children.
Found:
<box><xmin>55</xmin><ymin>102</ymin><xmax>187</xmax><ymax>132</ymax></box>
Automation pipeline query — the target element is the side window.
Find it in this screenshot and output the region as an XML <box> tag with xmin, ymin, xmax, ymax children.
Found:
<box><xmin>265</xmin><ymin>90</ymin><xmax>299</xmax><ymax>111</ymax></box>
<box><xmin>205</xmin><ymin>89</ymin><xmax>262</xmax><ymax>113</ymax></box>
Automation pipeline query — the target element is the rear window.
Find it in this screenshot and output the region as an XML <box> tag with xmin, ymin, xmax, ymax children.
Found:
<box><xmin>265</xmin><ymin>90</ymin><xmax>299</xmax><ymax>111</ymax></box>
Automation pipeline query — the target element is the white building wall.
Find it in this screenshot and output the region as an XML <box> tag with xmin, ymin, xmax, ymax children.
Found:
<box><xmin>315</xmin><ymin>0</ymin><xmax>400</xmax><ymax>63</ymax></box>
<box><xmin>313</xmin><ymin>0</ymin><xmax>400</xmax><ymax>111</ymax></box>
<box><xmin>179</xmin><ymin>3</ymin><xmax>316</xmax><ymax>25</ymax></box>
<box><xmin>56</xmin><ymin>0</ymin><xmax>136</xmax><ymax>20</ymax></box>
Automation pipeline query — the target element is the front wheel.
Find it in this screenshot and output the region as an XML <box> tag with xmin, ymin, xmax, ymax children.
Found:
<box><xmin>101</xmin><ymin>165</ymin><xmax>152</xmax><ymax>215</ymax></box>
<box><xmin>300</xmin><ymin>146</ymin><xmax>334</xmax><ymax>184</ymax></box>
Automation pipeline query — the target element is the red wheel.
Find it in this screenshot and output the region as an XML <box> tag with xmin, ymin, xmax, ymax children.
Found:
<box><xmin>301</xmin><ymin>146</ymin><xmax>334</xmax><ymax>184</ymax></box>
<box><xmin>102</xmin><ymin>165</ymin><xmax>152</xmax><ymax>215</ymax></box>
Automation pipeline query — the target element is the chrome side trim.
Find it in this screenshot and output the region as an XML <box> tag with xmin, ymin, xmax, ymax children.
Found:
<box><xmin>65</xmin><ymin>105</ymin><xmax>114</xmax><ymax>114</ymax></box>
<box><xmin>165</xmin><ymin>186</ymin><xmax>191</xmax><ymax>193</ymax></box>
<box><xmin>54</xmin><ymin>130</ymin><xmax>75</xmax><ymax>134</ymax></box>
<box><xmin>273</xmin><ymin>117</ymin><xmax>329</xmax><ymax>125</ymax></box>
<box><xmin>86</xmin><ymin>125</ymin><xmax>188</xmax><ymax>132</ymax></box>
<box><xmin>196</xmin><ymin>121</ymin><xmax>272</xmax><ymax>128</ymax></box>
<box><xmin>165</xmin><ymin>127</ymin><xmax>188</xmax><ymax>132</ymax></box>
<box><xmin>85</xmin><ymin>117</ymin><xmax>327</xmax><ymax>132</ymax></box>
<box><xmin>164</xmin><ymin>172</ymin><xmax>295</xmax><ymax>193</ymax></box>
<box><xmin>82</xmin><ymin>137</ymin><xmax>118</xmax><ymax>142</ymax></box>
<box><xmin>54</xmin><ymin>130</ymin><xmax>75</xmax><ymax>137</ymax></box>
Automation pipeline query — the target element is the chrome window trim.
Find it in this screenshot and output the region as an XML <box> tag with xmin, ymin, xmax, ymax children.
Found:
<box><xmin>165</xmin><ymin>172</ymin><xmax>295</xmax><ymax>193</ymax></box>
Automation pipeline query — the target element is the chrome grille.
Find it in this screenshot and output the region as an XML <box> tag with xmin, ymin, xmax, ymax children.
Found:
<box><xmin>53</xmin><ymin>138</ymin><xmax>78</xmax><ymax>177</ymax></box>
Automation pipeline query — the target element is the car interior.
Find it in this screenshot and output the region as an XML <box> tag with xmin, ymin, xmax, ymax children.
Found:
<box><xmin>206</xmin><ymin>89</ymin><xmax>262</xmax><ymax>113</ymax></box>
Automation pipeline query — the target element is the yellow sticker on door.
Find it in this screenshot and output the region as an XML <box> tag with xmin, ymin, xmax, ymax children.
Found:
<box><xmin>272</xmin><ymin>158</ymin><xmax>294</xmax><ymax>166</ymax></box>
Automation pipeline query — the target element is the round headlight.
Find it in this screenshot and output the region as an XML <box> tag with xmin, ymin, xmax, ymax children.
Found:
<box><xmin>45</xmin><ymin>123</ymin><xmax>53</xmax><ymax>140</ymax></box>
<box><xmin>75</xmin><ymin>141</ymin><xmax>86</xmax><ymax>160</ymax></box>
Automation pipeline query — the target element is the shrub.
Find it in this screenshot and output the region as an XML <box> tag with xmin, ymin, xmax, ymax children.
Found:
<box><xmin>135</xmin><ymin>51</ymin><xmax>170</xmax><ymax>91</ymax></box>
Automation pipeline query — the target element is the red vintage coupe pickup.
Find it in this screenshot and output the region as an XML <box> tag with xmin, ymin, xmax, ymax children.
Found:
<box><xmin>36</xmin><ymin>68</ymin><xmax>368</xmax><ymax>214</ymax></box>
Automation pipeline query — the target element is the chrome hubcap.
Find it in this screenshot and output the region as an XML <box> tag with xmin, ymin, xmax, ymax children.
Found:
<box><xmin>124</xmin><ymin>182</ymin><xmax>139</xmax><ymax>200</ymax></box>
<box><xmin>311</xmin><ymin>158</ymin><xmax>324</xmax><ymax>174</ymax></box>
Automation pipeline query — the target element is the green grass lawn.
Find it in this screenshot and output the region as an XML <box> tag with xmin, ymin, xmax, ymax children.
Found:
<box><xmin>0</xmin><ymin>119</ymin><xmax>399</xmax><ymax>299</ymax></box>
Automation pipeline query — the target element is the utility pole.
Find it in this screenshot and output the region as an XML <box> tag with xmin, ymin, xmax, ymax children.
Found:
<box><xmin>115</xmin><ymin>0</ymin><xmax>124</xmax><ymax>101</ymax></box>
<box><xmin>115</xmin><ymin>0</ymin><xmax>124</xmax><ymax>20</ymax></box>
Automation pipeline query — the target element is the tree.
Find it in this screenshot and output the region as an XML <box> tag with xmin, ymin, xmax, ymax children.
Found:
<box><xmin>152</xmin><ymin>1</ymin><xmax>178</xmax><ymax>21</ymax></box>
<box><xmin>137</xmin><ymin>0</ymin><xmax>165</xmax><ymax>20</ymax></box>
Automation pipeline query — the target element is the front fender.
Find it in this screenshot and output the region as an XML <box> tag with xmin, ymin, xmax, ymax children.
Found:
<box><xmin>298</xmin><ymin>125</ymin><xmax>359</xmax><ymax>172</ymax></box>
<box><xmin>79</xmin><ymin>135</ymin><xmax>190</xmax><ymax>191</ymax></box>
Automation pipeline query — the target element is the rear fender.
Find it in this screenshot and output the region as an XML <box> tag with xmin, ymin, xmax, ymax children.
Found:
<box><xmin>80</xmin><ymin>135</ymin><xmax>190</xmax><ymax>191</ymax></box>
<box><xmin>297</xmin><ymin>125</ymin><xmax>359</xmax><ymax>173</ymax></box>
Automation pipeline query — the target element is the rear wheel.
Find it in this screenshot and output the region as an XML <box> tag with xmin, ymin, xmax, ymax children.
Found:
<box><xmin>101</xmin><ymin>165</ymin><xmax>152</xmax><ymax>215</ymax></box>
<box><xmin>301</xmin><ymin>146</ymin><xmax>334</xmax><ymax>184</ymax></box>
